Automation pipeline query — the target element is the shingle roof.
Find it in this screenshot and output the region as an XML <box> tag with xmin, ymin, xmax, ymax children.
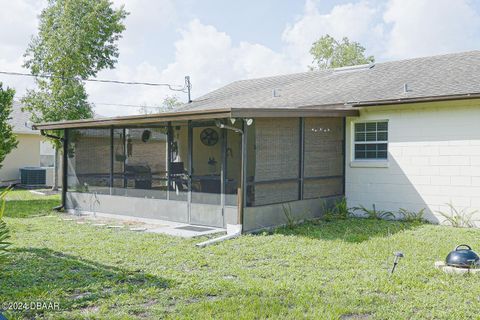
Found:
<box><xmin>9</xmin><ymin>102</ymin><xmax>37</xmax><ymax>135</ymax></box>
<box><xmin>179</xmin><ymin>50</ymin><xmax>480</xmax><ymax>112</ymax></box>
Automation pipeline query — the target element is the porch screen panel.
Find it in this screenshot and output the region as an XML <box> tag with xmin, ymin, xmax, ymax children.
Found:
<box><xmin>168</xmin><ymin>123</ymin><xmax>189</xmax><ymax>201</ymax></box>
<box><xmin>303</xmin><ymin>118</ymin><xmax>344</xmax><ymax>199</ymax></box>
<box><xmin>112</xmin><ymin>128</ymin><xmax>168</xmax><ymax>199</ymax></box>
<box><xmin>251</xmin><ymin>118</ymin><xmax>299</xmax><ymax>206</ymax></box>
<box><xmin>66</xmin><ymin>128</ymin><xmax>111</xmax><ymax>194</ymax></box>
<box><xmin>112</xmin><ymin>129</ymin><xmax>125</xmax><ymax>188</ymax></box>
<box><xmin>225</xmin><ymin>123</ymin><xmax>242</xmax><ymax>206</ymax></box>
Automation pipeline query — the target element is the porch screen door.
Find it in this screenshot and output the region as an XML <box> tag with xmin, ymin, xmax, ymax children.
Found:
<box><xmin>189</xmin><ymin>124</ymin><xmax>224</xmax><ymax>227</ymax></box>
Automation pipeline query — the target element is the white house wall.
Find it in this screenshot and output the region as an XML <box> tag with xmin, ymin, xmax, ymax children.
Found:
<box><xmin>0</xmin><ymin>134</ymin><xmax>59</xmax><ymax>186</ymax></box>
<box><xmin>345</xmin><ymin>99</ymin><xmax>480</xmax><ymax>225</ymax></box>
<box><xmin>1</xmin><ymin>134</ymin><xmax>42</xmax><ymax>184</ymax></box>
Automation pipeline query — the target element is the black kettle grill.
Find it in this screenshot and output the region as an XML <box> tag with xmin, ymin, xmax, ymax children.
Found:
<box><xmin>445</xmin><ymin>244</ymin><xmax>480</xmax><ymax>268</ymax></box>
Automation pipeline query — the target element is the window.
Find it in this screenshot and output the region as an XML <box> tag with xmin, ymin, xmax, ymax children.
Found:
<box><xmin>354</xmin><ymin>121</ymin><xmax>388</xmax><ymax>160</ymax></box>
<box><xmin>40</xmin><ymin>140</ymin><xmax>55</xmax><ymax>167</ymax></box>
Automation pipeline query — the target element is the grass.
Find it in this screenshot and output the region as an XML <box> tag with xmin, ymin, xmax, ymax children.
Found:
<box><xmin>1</xmin><ymin>190</ymin><xmax>480</xmax><ymax>319</ymax></box>
<box><xmin>3</xmin><ymin>189</ymin><xmax>60</xmax><ymax>218</ymax></box>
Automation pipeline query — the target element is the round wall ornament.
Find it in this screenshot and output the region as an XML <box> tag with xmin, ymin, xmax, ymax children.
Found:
<box><xmin>200</xmin><ymin>128</ymin><xmax>219</xmax><ymax>146</ymax></box>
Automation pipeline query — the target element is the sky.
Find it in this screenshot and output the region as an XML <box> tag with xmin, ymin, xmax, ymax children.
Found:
<box><xmin>1</xmin><ymin>0</ymin><xmax>480</xmax><ymax>116</ymax></box>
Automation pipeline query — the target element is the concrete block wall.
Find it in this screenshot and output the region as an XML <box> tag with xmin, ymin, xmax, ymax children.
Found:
<box><xmin>345</xmin><ymin>100</ymin><xmax>480</xmax><ymax>225</ymax></box>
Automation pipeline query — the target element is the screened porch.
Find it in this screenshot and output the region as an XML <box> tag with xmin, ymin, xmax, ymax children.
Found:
<box><xmin>62</xmin><ymin>116</ymin><xmax>345</xmax><ymax>231</ymax></box>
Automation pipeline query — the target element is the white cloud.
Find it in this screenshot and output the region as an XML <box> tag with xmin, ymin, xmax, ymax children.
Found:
<box><xmin>282</xmin><ymin>0</ymin><xmax>381</xmax><ymax>68</ymax></box>
<box><xmin>3</xmin><ymin>0</ymin><xmax>480</xmax><ymax>117</ymax></box>
<box><xmin>111</xmin><ymin>0</ymin><xmax>177</xmax><ymax>57</ymax></box>
<box><xmin>383</xmin><ymin>0</ymin><xmax>480</xmax><ymax>59</ymax></box>
<box><xmin>0</xmin><ymin>0</ymin><xmax>45</xmax><ymax>97</ymax></box>
<box><xmin>0</xmin><ymin>0</ymin><xmax>43</xmax><ymax>54</ymax></box>
<box><xmin>89</xmin><ymin>19</ymin><xmax>298</xmax><ymax>116</ymax></box>
<box><xmin>233</xmin><ymin>42</ymin><xmax>297</xmax><ymax>79</ymax></box>
<box><xmin>161</xmin><ymin>20</ymin><xmax>296</xmax><ymax>95</ymax></box>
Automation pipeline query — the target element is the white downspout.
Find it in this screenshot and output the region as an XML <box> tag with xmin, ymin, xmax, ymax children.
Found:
<box><xmin>196</xmin><ymin>224</ymin><xmax>242</xmax><ymax>247</ymax></box>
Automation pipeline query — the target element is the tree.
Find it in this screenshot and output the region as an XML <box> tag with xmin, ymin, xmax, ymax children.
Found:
<box><xmin>0</xmin><ymin>83</ymin><xmax>18</xmax><ymax>170</ymax></box>
<box><xmin>22</xmin><ymin>0</ymin><xmax>128</xmax><ymax>189</ymax></box>
<box><xmin>309</xmin><ymin>34</ymin><xmax>374</xmax><ymax>70</ymax></box>
<box><xmin>139</xmin><ymin>96</ymin><xmax>183</xmax><ymax>114</ymax></box>
<box><xmin>0</xmin><ymin>187</ymin><xmax>13</xmax><ymax>264</ymax></box>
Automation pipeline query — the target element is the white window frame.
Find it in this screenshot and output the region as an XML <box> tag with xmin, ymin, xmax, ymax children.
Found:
<box><xmin>350</xmin><ymin>120</ymin><xmax>389</xmax><ymax>168</ymax></box>
<box><xmin>40</xmin><ymin>140</ymin><xmax>55</xmax><ymax>168</ymax></box>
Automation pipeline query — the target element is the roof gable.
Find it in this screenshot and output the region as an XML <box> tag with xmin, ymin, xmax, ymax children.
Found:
<box><xmin>9</xmin><ymin>102</ymin><xmax>37</xmax><ymax>135</ymax></box>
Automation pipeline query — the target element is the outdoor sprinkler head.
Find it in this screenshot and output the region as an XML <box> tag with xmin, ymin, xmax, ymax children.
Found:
<box><xmin>390</xmin><ymin>251</ymin><xmax>404</xmax><ymax>275</ymax></box>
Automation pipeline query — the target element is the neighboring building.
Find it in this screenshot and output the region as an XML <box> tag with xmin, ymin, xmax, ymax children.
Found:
<box><xmin>34</xmin><ymin>50</ymin><xmax>480</xmax><ymax>231</ymax></box>
<box><xmin>0</xmin><ymin>102</ymin><xmax>57</xmax><ymax>187</ymax></box>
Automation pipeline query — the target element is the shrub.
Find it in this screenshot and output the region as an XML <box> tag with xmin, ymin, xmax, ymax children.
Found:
<box><xmin>282</xmin><ymin>203</ymin><xmax>310</xmax><ymax>229</ymax></box>
<box><xmin>322</xmin><ymin>197</ymin><xmax>351</xmax><ymax>221</ymax></box>
<box><xmin>0</xmin><ymin>187</ymin><xmax>12</xmax><ymax>262</ymax></box>
<box><xmin>398</xmin><ymin>208</ymin><xmax>427</xmax><ymax>223</ymax></box>
<box><xmin>352</xmin><ymin>204</ymin><xmax>395</xmax><ymax>220</ymax></box>
<box><xmin>282</xmin><ymin>203</ymin><xmax>296</xmax><ymax>229</ymax></box>
<box><xmin>437</xmin><ymin>203</ymin><xmax>478</xmax><ymax>228</ymax></box>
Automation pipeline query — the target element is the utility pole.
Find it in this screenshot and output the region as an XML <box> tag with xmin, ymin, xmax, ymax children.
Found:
<box><xmin>185</xmin><ymin>76</ymin><xmax>192</xmax><ymax>103</ymax></box>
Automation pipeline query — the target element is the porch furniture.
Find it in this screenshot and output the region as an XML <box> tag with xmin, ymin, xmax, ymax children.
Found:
<box><xmin>125</xmin><ymin>164</ymin><xmax>152</xmax><ymax>189</ymax></box>
<box><xmin>169</xmin><ymin>162</ymin><xmax>189</xmax><ymax>192</ymax></box>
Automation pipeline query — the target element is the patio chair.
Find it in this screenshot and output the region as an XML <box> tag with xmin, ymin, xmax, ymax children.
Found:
<box><xmin>169</xmin><ymin>162</ymin><xmax>189</xmax><ymax>192</ymax></box>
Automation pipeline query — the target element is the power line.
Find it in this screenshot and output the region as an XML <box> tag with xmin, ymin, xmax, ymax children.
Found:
<box><xmin>14</xmin><ymin>99</ymin><xmax>171</xmax><ymax>110</ymax></box>
<box><xmin>0</xmin><ymin>70</ymin><xmax>188</xmax><ymax>92</ymax></box>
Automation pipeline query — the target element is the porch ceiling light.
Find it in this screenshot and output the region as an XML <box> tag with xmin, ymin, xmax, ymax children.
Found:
<box><xmin>245</xmin><ymin>118</ymin><xmax>254</xmax><ymax>126</ymax></box>
<box><xmin>230</xmin><ymin>118</ymin><xmax>236</xmax><ymax>124</ymax></box>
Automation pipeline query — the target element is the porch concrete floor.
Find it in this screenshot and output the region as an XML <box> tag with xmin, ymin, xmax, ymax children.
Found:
<box><xmin>63</xmin><ymin>211</ymin><xmax>226</xmax><ymax>238</ymax></box>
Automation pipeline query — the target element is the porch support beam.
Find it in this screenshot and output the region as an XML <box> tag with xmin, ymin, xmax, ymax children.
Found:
<box><xmin>220</xmin><ymin>127</ymin><xmax>226</xmax><ymax>221</ymax></box>
<box><xmin>238</xmin><ymin>119</ymin><xmax>248</xmax><ymax>226</ymax></box>
<box><xmin>187</xmin><ymin>120</ymin><xmax>193</xmax><ymax>223</ymax></box>
<box><xmin>299</xmin><ymin>117</ymin><xmax>305</xmax><ymax>200</ymax></box>
<box><xmin>109</xmin><ymin>127</ymin><xmax>114</xmax><ymax>195</ymax></box>
<box><xmin>62</xmin><ymin>129</ymin><xmax>68</xmax><ymax>208</ymax></box>
<box><xmin>123</xmin><ymin>128</ymin><xmax>127</xmax><ymax>188</ymax></box>
<box><xmin>342</xmin><ymin>117</ymin><xmax>347</xmax><ymax>196</ymax></box>
<box><xmin>167</xmin><ymin>122</ymin><xmax>172</xmax><ymax>200</ymax></box>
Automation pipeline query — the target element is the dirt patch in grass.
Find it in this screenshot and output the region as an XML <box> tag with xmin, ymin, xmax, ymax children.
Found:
<box><xmin>341</xmin><ymin>313</ymin><xmax>372</xmax><ymax>319</ymax></box>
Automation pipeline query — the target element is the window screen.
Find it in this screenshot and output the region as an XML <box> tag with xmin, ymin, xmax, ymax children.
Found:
<box><xmin>304</xmin><ymin>118</ymin><xmax>344</xmax><ymax>199</ymax></box>
<box><xmin>248</xmin><ymin>118</ymin><xmax>300</xmax><ymax>206</ymax></box>
<box><xmin>354</xmin><ymin>121</ymin><xmax>388</xmax><ymax>160</ymax></box>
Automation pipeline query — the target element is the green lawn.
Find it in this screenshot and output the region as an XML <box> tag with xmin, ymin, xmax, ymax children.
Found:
<box><xmin>1</xmin><ymin>190</ymin><xmax>480</xmax><ymax>319</ymax></box>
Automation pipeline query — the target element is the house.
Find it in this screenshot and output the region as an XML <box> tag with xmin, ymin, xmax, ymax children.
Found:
<box><xmin>1</xmin><ymin>102</ymin><xmax>57</xmax><ymax>187</ymax></box>
<box><xmin>33</xmin><ymin>50</ymin><xmax>480</xmax><ymax>232</ymax></box>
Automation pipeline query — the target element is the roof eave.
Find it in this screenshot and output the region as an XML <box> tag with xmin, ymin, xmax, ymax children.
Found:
<box><xmin>36</xmin><ymin>92</ymin><xmax>480</xmax><ymax>130</ymax></box>
<box><xmin>32</xmin><ymin>108</ymin><xmax>233</xmax><ymax>130</ymax></box>
<box><xmin>230</xmin><ymin>107</ymin><xmax>359</xmax><ymax>117</ymax></box>
<box><xmin>32</xmin><ymin>105</ymin><xmax>361</xmax><ymax>130</ymax></box>
<box><xmin>347</xmin><ymin>92</ymin><xmax>480</xmax><ymax>107</ymax></box>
